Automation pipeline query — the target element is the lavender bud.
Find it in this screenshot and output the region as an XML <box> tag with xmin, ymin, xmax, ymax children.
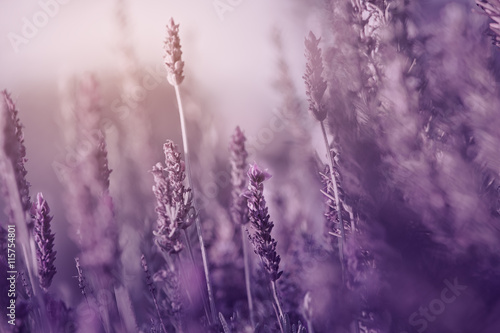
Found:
<box><xmin>244</xmin><ymin>163</ymin><xmax>282</xmax><ymax>281</ymax></box>
<box><xmin>32</xmin><ymin>192</ymin><xmax>56</xmax><ymax>291</ymax></box>
<box><xmin>303</xmin><ymin>31</ymin><xmax>328</xmax><ymax>122</ymax></box>
<box><xmin>164</xmin><ymin>18</ymin><xmax>185</xmax><ymax>86</ymax></box>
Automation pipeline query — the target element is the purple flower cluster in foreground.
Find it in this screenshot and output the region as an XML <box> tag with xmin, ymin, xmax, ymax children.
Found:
<box><xmin>3</xmin><ymin>1</ymin><xmax>500</xmax><ymax>333</ymax></box>
<box><xmin>152</xmin><ymin>140</ymin><xmax>193</xmax><ymax>254</ymax></box>
<box><xmin>245</xmin><ymin>164</ymin><xmax>282</xmax><ymax>283</ymax></box>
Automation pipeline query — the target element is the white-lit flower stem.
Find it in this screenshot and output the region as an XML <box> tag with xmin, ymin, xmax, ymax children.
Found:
<box><xmin>241</xmin><ymin>227</ymin><xmax>255</xmax><ymax>330</ymax></box>
<box><xmin>173</xmin><ymin>83</ymin><xmax>217</xmax><ymax>325</ymax></box>
<box><xmin>271</xmin><ymin>280</ymin><xmax>285</xmax><ymax>333</ymax></box>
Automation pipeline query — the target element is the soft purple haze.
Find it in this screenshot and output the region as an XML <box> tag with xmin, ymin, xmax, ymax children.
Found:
<box><xmin>1</xmin><ymin>0</ymin><xmax>500</xmax><ymax>332</ymax></box>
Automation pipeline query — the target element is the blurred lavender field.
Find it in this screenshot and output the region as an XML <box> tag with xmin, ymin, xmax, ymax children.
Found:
<box><xmin>2</xmin><ymin>0</ymin><xmax>500</xmax><ymax>332</ymax></box>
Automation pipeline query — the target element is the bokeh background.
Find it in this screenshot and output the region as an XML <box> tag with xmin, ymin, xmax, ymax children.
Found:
<box><xmin>2</xmin><ymin>1</ymin><xmax>499</xmax><ymax>332</ymax></box>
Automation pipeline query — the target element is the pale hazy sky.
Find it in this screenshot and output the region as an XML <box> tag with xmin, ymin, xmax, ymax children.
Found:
<box><xmin>0</xmin><ymin>0</ymin><xmax>318</xmax><ymax>125</ymax></box>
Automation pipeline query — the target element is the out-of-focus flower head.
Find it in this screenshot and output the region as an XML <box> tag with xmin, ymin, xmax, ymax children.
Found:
<box><xmin>303</xmin><ymin>32</ymin><xmax>327</xmax><ymax>122</ymax></box>
<box><xmin>230</xmin><ymin>126</ymin><xmax>249</xmax><ymax>225</ymax></box>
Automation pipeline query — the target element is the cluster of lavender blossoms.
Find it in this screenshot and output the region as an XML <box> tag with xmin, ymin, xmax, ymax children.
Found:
<box><xmin>152</xmin><ymin>140</ymin><xmax>193</xmax><ymax>254</ymax></box>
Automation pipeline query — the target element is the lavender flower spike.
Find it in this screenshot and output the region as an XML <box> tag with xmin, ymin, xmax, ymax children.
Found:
<box><xmin>303</xmin><ymin>31</ymin><xmax>327</xmax><ymax>122</ymax></box>
<box><xmin>32</xmin><ymin>192</ymin><xmax>56</xmax><ymax>291</ymax></box>
<box><xmin>152</xmin><ymin>140</ymin><xmax>193</xmax><ymax>254</ymax></box>
<box><xmin>0</xmin><ymin>90</ymin><xmax>31</xmax><ymax>218</ymax></box>
<box><xmin>164</xmin><ymin>18</ymin><xmax>184</xmax><ymax>86</ymax></box>
<box><xmin>245</xmin><ymin>163</ymin><xmax>282</xmax><ymax>281</ymax></box>
<box><xmin>229</xmin><ymin>127</ymin><xmax>256</xmax><ymax>328</ymax></box>
<box><xmin>245</xmin><ymin>163</ymin><xmax>285</xmax><ymax>330</ymax></box>
<box><xmin>303</xmin><ymin>30</ymin><xmax>347</xmax><ymax>283</ymax></box>
<box><xmin>230</xmin><ymin>126</ymin><xmax>249</xmax><ymax>225</ymax></box>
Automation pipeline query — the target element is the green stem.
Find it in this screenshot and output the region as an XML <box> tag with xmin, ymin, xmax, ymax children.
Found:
<box><xmin>271</xmin><ymin>280</ymin><xmax>285</xmax><ymax>333</ymax></box>
<box><xmin>173</xmin><ymin>84</ymin><xmax>217</xmax><ymax>325</ymax></box>
<box><xmin>152</xmin><ymin>287</ymin><xmax>168</xmax><ymax>333</ymax></box>
<box><xmin>173</xmin><ymin>251</ymin><xmax>194</xmax><ymax>305</ymax></box>
<box><xmin>241</xmin><ymin>226</ymin><xmax>255</xmax><ymax>331</ymax></box>
<box><xmin>172</xmin><ymin>254</ymin><xmax>185</xmax><ymax>333</ymax></box>
<box><xmin>307</xmin><ymin>319</ymin><xmax>314</xmax><ymax>333</ymax></box>
<box><xmin>183</xmin><ymin>229</ymin><xmax>210</xmax><ymax>322</ymax></box>
<box><xmin>351</xmin><ymin>320</ymin><xmax>360</xmax><ymax>333</ymax></box>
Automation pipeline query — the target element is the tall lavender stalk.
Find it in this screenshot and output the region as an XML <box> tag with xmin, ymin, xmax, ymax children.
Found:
<box><xmin>303</xmin><ymin>31</ymin><xmax>346</xmax><ymax>283</ymax></box>
<box><xmin>0</xmin><ymin>90</ymin><xmax>31</xmax><ymax>221</ymax></box>
<box><xmin>64</xmin><ymin>75</ymin><xmax>119</xmax><ymax>273</ymax></box>
<box><xmin>230</xmin><ymin>127</ymin><xmax>249</xmax><ymax>229</ymax></box>
<box><xmin>0</xmin><ymin>91</ymin><xmax>52</xmax><ymax>332</ymax></box>
<box><xmin>32</xmin><ymin>192</ymin><xmax>56</xmax><ymax>291</ymax></box>
<box><xmin>152</xmin><ymin>140</ymin><xmax>211</xmax><ymax>327</ymax></box>
<box><xmin>74</xmin><ymin>257</ymin><xmax>106</xmax><ymax>330</ymax></box>
<box><xmin>164</xmin><ymin>17</ymin><xmax>217</xmax><ymax>325</ymax></box>
<box><xmin>229</xmin><ymin>126</ymin><xmax>255</xmax><ymax>329</ymax></box>
<box><xmin>244</xmin><ymin>163</ymin><xmax>285</xmax><ymax>332</ymax></box>
<box><xmin>60</xmin><ymin>75</ymin><xmax>122</xmax><ymax>333</ymax></box>
<box><xmin>113</xmin><ymin>0</ymin><xmax>155</xmax><ymax>226</ymax></box>
<box><xmin>0</xmin><ymin>91</ymin><xmax>34</xmax><ymax>271</ymax></box>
